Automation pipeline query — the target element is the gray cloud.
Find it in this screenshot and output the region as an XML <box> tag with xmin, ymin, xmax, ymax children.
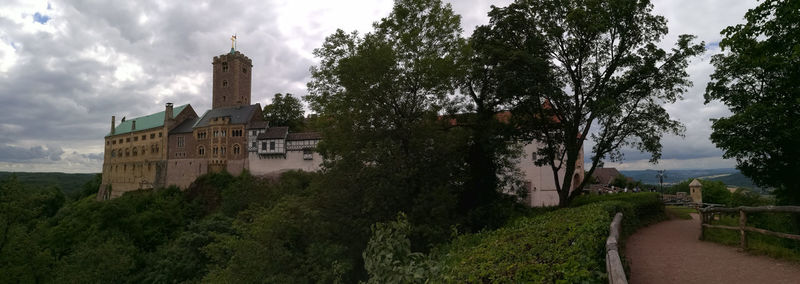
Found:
<box><xmin>0</xmin><ymin>144</ymin><xmax>64</xmax><ymax>162</ymax></box>
<box><xmin>0</xmin><ymin>0</ymin><xmax>760</xmax><ymax>172</ymax></box>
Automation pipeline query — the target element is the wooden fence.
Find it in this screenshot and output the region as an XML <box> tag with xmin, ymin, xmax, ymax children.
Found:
<box><xmin>605</xmin><ymin>212</ymin><xmax>627</xmax><ymax>284</ymax></box>
<box><xmin>699</xmin><ymin>206</ymin><xmax>800</xmax><ymax>249</ymax></box>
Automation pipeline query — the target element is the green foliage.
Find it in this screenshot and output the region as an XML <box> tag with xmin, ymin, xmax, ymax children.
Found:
<box><xmin>363</xmin><ymin>213</ymin><xmax>439</xmax><ymax>283</ymax></box>
<box><xmin>0</xmin><ymin>171</ymin><xmax>97</xmax><ymax>197</ymax></box>
<box><xmin>704</xmin><ymin>0</ymin><xmax>800</xmax><ymax>205</ymax></box>
<box><xmin>438</xmin><ymin>193</ymin><xmax>665</xmax><ymax>282</ymax></box>
<box><xmin>204</xmin><ymin>197</ymin><xmax>348</xmax><ymax>283</ymax></box>
<box><xmin>704</xmin><ymin>211</ymin><xmax>800</xmax><ymax>262</ymax></box>
<box><xmin>476</xmin><ymin>0</ymin><xmax>704</xmax><ymax>206</ymax></box>
<box><xmin>263</xmin><ymin>93</ymin><xmax>306</xmax><ymax>131</ymax></box>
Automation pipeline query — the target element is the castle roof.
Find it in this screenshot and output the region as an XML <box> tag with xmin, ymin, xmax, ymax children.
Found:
<box><xmin>258</xmin><ymin>126</ymin><xmax>289</xmax><ymax>139</ymax></box>
<box><xmin>193</xmin><ymin>104</ymin><xmax>261</xmax><ymax>128</ymax></box>
<box><xmin>247</xmin><ymin>120</ymin><xmax>268</xmax><ymax>129</ymax></box>
<box><xmin>287</xmin><ymin>132</ymin><xmax>322</xmax><ymax>141</ymax></box>
<box><xmin>169</xmin><ymin>117</ymin><xmax>199</xmax><ymax>134</ymax></box>
<box><xmin>107</xmin><ymin>104</ymin><xmax>188</xmax><ymax>137</ymax></box>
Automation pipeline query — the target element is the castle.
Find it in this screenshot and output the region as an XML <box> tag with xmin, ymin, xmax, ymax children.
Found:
<box><xmin>99</xmin><ymin>44</ymin><xmax>583</xmax><ymax>206</ymax></box>
<box><xmin>98</xmin><ymin>46</ymin><xmax>321</xmax><ymax>200</ymax></box>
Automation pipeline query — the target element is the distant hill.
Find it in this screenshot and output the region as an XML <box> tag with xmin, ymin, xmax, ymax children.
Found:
<box><xmin>617</xmin><ymin>168</ymin><xmax>765</xmax><ymax>189</ymax></box>
<box><xmin>0</xmin><ymin>172</ymin><xmax>99</xmax><ymax>196</ymax></box>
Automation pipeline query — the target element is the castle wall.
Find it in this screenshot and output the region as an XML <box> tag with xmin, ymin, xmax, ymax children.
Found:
<box><xmin>517</xmin><ymin>141</ymin><xmax>584</xmax><ymax>207</ymax></box>
<box><xmin>166</xmin><ymin>159</ymin><xmax>208</xmax><ymax>189</ymax></box>
<box><xmin>248</xmin><ymin>150</ymin><xmax>321</xmax><ymax>176</ymax></box>
<box><xmin>100</xmin><ymin>127</ymin><xmax>167</xmax><ymax>199</ymax></box>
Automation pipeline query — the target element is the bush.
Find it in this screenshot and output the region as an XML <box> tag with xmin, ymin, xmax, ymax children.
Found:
<box><xmin>435</xmin><ymin>193</ymin><xmax>665</xmax><ymax>283</ymax></box>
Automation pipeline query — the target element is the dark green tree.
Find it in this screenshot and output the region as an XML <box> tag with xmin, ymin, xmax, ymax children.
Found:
<box><xmin>704</xmin><ymin>0</ymin><xmax>800</xmax><ymax>205</ymax></box>
<box><xmin>482</xmin><ymin>0</ymin><xmax>705</xmax><ymax>206</ymax></box>
<box><xmin>263</xmin><ymin>93</ymin><xmax>305</xmax><ymax>130</ymax></box>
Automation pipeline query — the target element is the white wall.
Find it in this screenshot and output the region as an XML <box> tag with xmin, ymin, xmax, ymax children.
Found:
<box><xmin>248</xmin><ymin>150</ymin><xmax>322</xmax><ymax>176</ymax></box>
<box><xmin>516</xmin><ymin>141</ymin><xmax>584</xmax><ymax>207</ymax></box>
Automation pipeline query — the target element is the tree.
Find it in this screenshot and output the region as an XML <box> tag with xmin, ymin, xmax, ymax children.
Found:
<box><xmin>263</xmin><ymin>93</ymin><xmax>305</xmax><ymax>130</ymax></box>
<box><xmin>704</xmin><ymin>0</ymin><xmax>800</xmax><ymax>205</ymax></box>
<box><xmin>481</xmin><ymin>0</ymin><xmax>705</xmax><ymax>206</ymax></box>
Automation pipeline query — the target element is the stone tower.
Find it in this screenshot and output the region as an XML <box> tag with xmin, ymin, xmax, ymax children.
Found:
<box><xmin>211</xmin><ymin>48</ymin><xmax>252</xmax><ymax>109</ymax></box>
<box><xmin>690</xmin><ymin>179</ymin><xmax>703</xmax><ymax>204</ymax></box>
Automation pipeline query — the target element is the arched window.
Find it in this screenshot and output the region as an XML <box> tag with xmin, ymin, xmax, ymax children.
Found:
<box><xmin>222</xmin><ymin>80</ymin><xmax>228</xmax><ymax>87</ymax></box>
<box><xmin>198</xmin><ymin>146</ymin><xmax>205</xmax><ymax>156</ymax></box>
<box><xmin>111</xmin><ymin>150</ymin><xmax>116</xmax><ymax>158</ymax></box>
<box><xmin>242</xmin><ymin>67</ymin><xmax>247</xmax><ymax>73</ymax></box>
<box><xmin>233</xmin><ymin>144</ymin><xmax>240</xmax><ymax>155</ymax></box>
<box><xmin>132</xmin><ymin>147</ymin><xmax>138</xmax><ymax>156</ymax></box>
<box><xmin>222</xmin><ymin>62</ymin><xmax>228</xmax><ymax>72</ymax></box>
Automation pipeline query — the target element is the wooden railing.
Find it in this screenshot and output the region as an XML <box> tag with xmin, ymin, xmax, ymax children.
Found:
<box><xmin>699</xmin><ymin>206</ymin><xmax>800</xmax><ymax>249</ymax></box>
<box><xmin>605</xmin><ymin>212</ymin><xmax>627</xmax><ymax>284</ymax></box>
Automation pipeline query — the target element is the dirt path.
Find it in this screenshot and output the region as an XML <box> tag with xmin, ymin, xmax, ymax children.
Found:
<box><xmin>625</xmin><ymin>213</ymin><xmax>800</xmax><ymax>284</ymax></box>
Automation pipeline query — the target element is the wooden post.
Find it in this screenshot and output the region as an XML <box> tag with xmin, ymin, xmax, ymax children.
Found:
<box><xmin>699</xmin><ymin>211</ymin><xmax>705</xmax><ymax>240</ymax></box>
<box><xmin>739</xmin><ymin>210</ymin><xmax>747</xmax><ymax>250</ymax></box>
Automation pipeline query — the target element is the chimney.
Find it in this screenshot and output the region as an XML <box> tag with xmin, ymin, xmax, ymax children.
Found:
<box><xmin>131</xmin><ymin>120</ymin><xmax>136</xmax><ymax>131</ymax></box>
<box><xmin>165</xmin><ymin>103</ymin><xmax>174</xmax><ymax>123</ymax></box>
<box><xmin>111</xmin><ymin>116</ymin><xmax>116</xmax><ymax>135</ymax></box>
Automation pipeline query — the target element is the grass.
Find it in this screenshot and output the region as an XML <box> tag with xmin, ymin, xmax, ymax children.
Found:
<box><xmin>665</xmin><ymin>206</ymin><xmax>696</xmax><ymax>220</ymax></box>
<box><xmin>703</xmin><ymin>212</ymin><xmax>800</xmax><ymax>263</ymax></box>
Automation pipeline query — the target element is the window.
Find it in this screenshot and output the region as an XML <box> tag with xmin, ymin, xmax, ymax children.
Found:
<box><xmin>198</xmin><ymin>146</ymin><xmax>205</xmax><ymax>156</ymax></box>
<box><xmin>141</xmin><ymin>146</ymin><xmax>146</xmax><ymax>155</ymax></box>
<box><xmin>242</xmin><ymin>67</ymin><xmax>247</xmax><ymax>73</ymax></box>
<box><xmin>213</xmin><ymin>130</ymin><xmax>219</xmax><ymax>137</ymax></box>
<box><xmin>269</xmin><ymin>141</ymin><xmax>275</xmax><ymax>150</ymax></box>
<box><xmin>222</xmin><ymin>62</ymin><xmax>228</xmax><ymax>72</ymax></box>
<box><xmin>126</xmin><ymin>138</ymin><xmax>130</xmax><ymax>142</ymax></box>
<box><xmin>221</xmin><ymin>147</ymin><xmax>226</xmax><ymax>155</ymax></box>
<box><xmin>251</xmin><ymin>141</ymin><xmax>256</xmax><ymax>148</ymax></box>
<box><xmin>261</xmin><ymin>142</ymin><xmax>267</xmax><ymax>150</ymax></box>
<box><xmin>531</xmin><ymin>152</ymin><xmax>537</xmax><ymax>162</ymax></box>
<box><xmin>106</xmin><ymin>141</ymin><xmax>110</xmax><ymax>146</ymax></box>
<box><xmin>252</xmin><ymin>130</ymin><xmax>257</xmax><ymax>136</ymax></box>
<box><xmin>132</xmin><ymin>148</ymin><xmax>138</xmax><ymax>156</ymax></box>
<box><xmin>150</xmin><ymin>134</ymin><xmax>155</xmax><ymax>139</ymax></box>
<box><xmin>303</xmin><ymin>149</ymin><xmax>313</xmax><ymax>160</ymax></box>
<box><xmin>134</xmin><ymin>136</ymin><xmax>138</xmax><ymax>142</ymax></box>
<box><xmin>112</xmin><ymin>140</ymin><xmax>116</xmax><ymax>145</ymax></box>
<box><xmin>213</xmin><ymin>147</ymin><xmax>218</xmax><ymax>155</ymax></box>
<box><xmin>177</xmin><ymin>136</ymin><xmax>185</xmax><ymax>148</ymax></box>
<box><xmin>126</xmin><ymin>148</ymin><xmax>130</xmax><ymax>157</ymax></box>
<box><xmin>222</xmin><ymin>130</ymin><xmax>226</xmax><ymax>137</ymax></box>
<box><xmin>222</xmin><ymin>80</ymin><xmax>228</xmax><ymax>87</ymax></box>
<box><xmin>159</xmin><ymin>132</ymin><xmax>162</xmax><ymax>137</ymax></box>
<box><xmin>197</xmin><ymin>132</ymin><xmax>207</xmax><ymax>139</ymax></box>
<box><xmin>111</xmin><ymin>150</ymin><xmax>116</xmax><ymax>158</ymax></box>
<box><xmin>141</xmin><ymin>135</ymin><xmax>146</xmax><ymax>140</ymax></box>
<box><xmin>233</xmin><ymin>144</ymin><xmax>240</xmax><ymax>155</ymax></box>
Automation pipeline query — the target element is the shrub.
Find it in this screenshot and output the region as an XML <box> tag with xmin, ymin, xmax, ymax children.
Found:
<box><xmin>435</xmin><ymin>193</ymin><xmax>665</xmax><ymax>283</ymax></box>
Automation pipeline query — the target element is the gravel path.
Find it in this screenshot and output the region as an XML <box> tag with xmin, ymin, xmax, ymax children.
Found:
<box><xmin>625</xmin><ymin>213</ymin><xmax>800</xmax><ymax>284</ymax></box>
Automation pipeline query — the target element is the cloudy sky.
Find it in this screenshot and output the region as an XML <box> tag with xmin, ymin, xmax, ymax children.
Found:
<box><xmin>0</xmin><ymin>0</ymin><xmax>758</xmax><ymax>173</ymax></box>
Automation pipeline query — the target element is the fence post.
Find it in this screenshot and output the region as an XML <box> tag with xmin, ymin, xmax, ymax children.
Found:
<box><xmin>699</xmin><ymin>210</ymin><xmax>705</xmax><ymax>240</ymax></box>
<box><xmin>739</xmin><ymin>210</ymin><xmax>747</xmax><ymax>250</ymax></box>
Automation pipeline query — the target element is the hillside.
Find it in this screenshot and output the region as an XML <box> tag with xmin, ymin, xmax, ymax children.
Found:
<box><xmin>0</xmin><ymin>171</ymin><xmax>99</xmax><ymax>196</ymax></box>
<box><xmin>618</xmin><ymin>168</ymin><xmax>764</xmax><ymax>190</ymax></box>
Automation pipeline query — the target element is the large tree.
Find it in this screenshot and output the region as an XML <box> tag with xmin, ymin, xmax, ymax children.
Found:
<box><xmin>263</xmin><ymin>93</ymin><xmax>305</xmax><ymax>130</ymax></box>
<box><xmin>305</xmin><ymin>0</ymin><xmax>473</xmax><ymax>269</ymax></box>
<box><xmin>482</xmin><ymin>0</ymin><xmax>704</xmax><ymax>206</ymax></box>
<box><xmin>705</xmin><ymin>0</ymin><xmax>800</xmax><ymax>204</ymax></box>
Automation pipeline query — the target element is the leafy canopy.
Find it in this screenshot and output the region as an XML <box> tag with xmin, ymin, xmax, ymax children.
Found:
<box><xmin>263</xmin><ymin>93</ymin><xmax>305</xmax><ymax>130</ymax></box>
<box><xmin>704</xmin><ymin>0</ymin><xmax>800</xmax><ymax>204</ymax></box>
<box><xmin>479</xmin><ymin>0</ymin><xmax>704</xmax><ymax>205</ymax></box>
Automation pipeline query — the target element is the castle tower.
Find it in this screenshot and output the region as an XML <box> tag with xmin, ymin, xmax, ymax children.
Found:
<box><xmin>211</xmin><ymin>40</ymin><xmax>252</xmax><ymax>109</ymax></box>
